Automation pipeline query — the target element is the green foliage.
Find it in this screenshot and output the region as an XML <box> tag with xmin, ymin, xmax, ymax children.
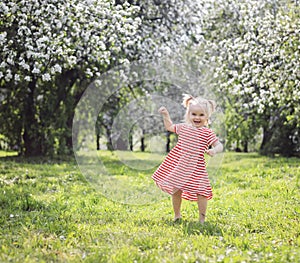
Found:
<box><xmin>1</xmin><ymin>0</ymin><xmax>298</xmax><ymax>156</ymax></box>
<box><xmin>203</xmin><ymin>0</ymin><xmax>300</xmax><ymax>155</ymax></box>
<box><xmin>0</xmin><ymin>151</ymin><xmax>299</xmax><ymax>262</ymax></box>
<box><xmin>0</xmin><ymin>0</ymin><xmax>142</xmax><ymax>156</ymax></box>
<box><xmin>0</xmin><ymin>0</ymin><xmax>204</xmax><ymax>156</ymax></box>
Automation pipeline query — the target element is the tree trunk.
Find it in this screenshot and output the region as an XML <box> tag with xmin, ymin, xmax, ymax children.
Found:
<box><xmin>65</xmin><ymin>111</ymin><xmax>74</xmax><ymax>153</ymax></box>
<box><xmin>106</xmin><ymin>128</ymin><xmax>114</xmax><ymax>151</ymax></box>
<box><xmin>96</xmin><ymin>134</ymin><xmax>100</xmax><ymax>150</ymax></box>
<box><xmin>260</xmin><ymin>126</ymin><xmax>274</xmax><ymax>155</ymax></box>
<box><xmin>140</xmin><ymin>136</ymin><xmax>145</xmax><ymax>152</ymax></box>
<box><xmin>55</xmin><ymin>70</ymin><xmax>81</xmax><ymax>155</ymax></box>
<box><xmin>23</xmin><ymin>80</ymin><xmax>43</xmax><ymax>156</ymax></box>
<box><xmin>166</xmin><ymin>131</ymin><xmax>171</xmax><ymax>152</ymax></box>
<box><xmin>242</xmin><ymin>141</ymin><xmax>248</xmax><ymax>153</ymax></box>
<box><xmin>129</xmin><ymin>132</ymin><xmax>133</xmax><ymax>151</ymax></box>
<box><xmin>234</xmin><ymin>139</ymin><xmax>242</xmax><ymax>152</ymax></box>
<box><xmin>140</xmin><ymin>130</ymin><xmax>145</xmax><ymax>152</ymax></box>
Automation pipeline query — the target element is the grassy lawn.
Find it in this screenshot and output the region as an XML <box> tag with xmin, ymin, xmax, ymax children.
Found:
<box><xmin>0</xmin><ymin>151</ymin><xmax>299</xmax><ymax>262</ymax></box>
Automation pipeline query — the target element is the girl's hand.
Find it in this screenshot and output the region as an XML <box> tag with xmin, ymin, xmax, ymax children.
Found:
<box><xmin>206</xmin><ymin>149</ymin><xmax>216</xmax><ymax>157</ymax></box>
<box><xmin>158</xmin><ymin>106</ymin><xmax>169</xmax><ymax>116</ymax></box>
<box><xmin>158</xmin><ymin>106</ymin><xmax>175</xmax><ymax>132</ymax></box>
<box><xmin>206</xmin><ymin>141</ymin><xmax>223</xmax><ymax>157</ymax></box>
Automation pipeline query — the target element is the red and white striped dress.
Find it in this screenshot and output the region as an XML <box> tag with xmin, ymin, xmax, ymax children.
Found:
<box><xmin>152</xmin><ymin>123</ymin><xmax>218</xmax><ymax>201</ymax></box>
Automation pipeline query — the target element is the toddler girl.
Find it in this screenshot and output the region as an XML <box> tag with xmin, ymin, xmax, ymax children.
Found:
<box><xmin>152</xmin><ymin>94</ymin><xmax>223</xmax><ymax>223</ymax></box>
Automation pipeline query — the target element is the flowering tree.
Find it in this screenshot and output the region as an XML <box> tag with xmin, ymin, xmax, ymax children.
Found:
<box><xmin>94</xmin><ymin>0</ymin><xmax>207</xmax><ymax>151</ymax></box>
<box><xmin>5</xmin><ymin>0</ymin><xmax>297</xmax><ymax>156</ymax></box>
<box><xmin>0</xmin><ymin>0</ymin><xmax>209</xmax><ymax>155</ymax></box>
<box><xmin>0</xmin><ymin>0</ymin><xmax>141</xmax><ymax>155</ymax></box>
<box><xmin>203</xmin><ymin>0</ymin><xmax>300</xmax><ymax>155</ymax></box>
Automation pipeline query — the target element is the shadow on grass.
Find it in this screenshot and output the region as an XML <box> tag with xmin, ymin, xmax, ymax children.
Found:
<box><xmin>165</xmin><ymin>219</ymin><xmax>223</xmax><ymax>236</ymax></box>
<box><xmin>0</xmin><ymin>154</ymin><xmax>76</xmax><ymax>164</ymax></box>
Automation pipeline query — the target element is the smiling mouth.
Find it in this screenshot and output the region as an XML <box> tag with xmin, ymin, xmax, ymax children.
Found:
<box><xmin>193</xmin><ymin>121</ymin><xmax>201</xmax><ymax>125</ymax></box>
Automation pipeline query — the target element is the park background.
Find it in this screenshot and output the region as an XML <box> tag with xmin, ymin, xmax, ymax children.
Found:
<box><xmin>0</xmin><ymin>0</ymin><xmax>299</xmax><ymax>262</ymax></box>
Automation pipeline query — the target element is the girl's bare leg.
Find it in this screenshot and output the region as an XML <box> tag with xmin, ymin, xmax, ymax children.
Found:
<box><xmin>172</xmin><ymin>189</ymin><xmax>182</xmax><ymax>220</ymax></box>
<box><xmin>197</xmin><ymin>195</ymin><xmax>208</xmax><ymax>223</ymax></box>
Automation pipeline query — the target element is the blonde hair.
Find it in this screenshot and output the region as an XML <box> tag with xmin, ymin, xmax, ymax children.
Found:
<box><xmin>182</xmin><ymin>94</ymin><xmax>216</xmax><ymax>125</ymax></box>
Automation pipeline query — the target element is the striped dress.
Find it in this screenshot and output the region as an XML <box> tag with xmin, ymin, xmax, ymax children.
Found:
<box><xmin>152</xmin><ymin>123</ymin><xmax>218</xmax><ymax>201</ymax></box>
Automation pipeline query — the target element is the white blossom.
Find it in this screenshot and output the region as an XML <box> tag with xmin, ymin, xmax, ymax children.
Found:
<box><xmin>24</xmin><ymin>76</ymin><xmax>31</xmax><ymax>82</ymax></box>
<box><xmin>7</xmin><ymin>58</ymin><xmax>15</xmax><ymax>65</ymax></box>
<box><xmin>14</xmin><ymin>74</ymin><xmax>20</xmax><ymax>82</ymax></box>
<box><xmin>68</xmin><ymin>56</ymin><xmax>77</xmax><ymax>66</ymax></box>
<box><xmin>42</xmin><ymin>73</ymin><xmax>51</xmax><ymax>81</ymax></box>
<box><xmin>51</xmin><ymin>64</ymin><xmax>62</xmax><ymax>74</ymax></box>
<box><xmin>0</xmin><ymin>3</ymin><xmax>9</xmax><ymax>14</ymax></box>
<box><xmin>85</xmin><ymin>68</ymin><xmax>93</xmax><ymax>77</ymax></box>
<box><xmin>19</xmin><ymin>60</ymin><xmax>30</xmax><ymax>71</ymax></box>
<box><xmin>32</xmin><ymin>67</ymin><xmax>40</xmax><ymax>74</ymax></box>
<box><xmin>0</xmin><ymin>61</ymin><xmax>7</xmax><ymax>68</ymax></box>
<box><xmin>37</xmin><ymin>95</ymin><xmax>43</xmax><ymax>101</ymax></box>
<box><xmin>5</xmin><ymin>70</ymin><xmax>12</xmax><ymax>81</ymax></box>
<box><xmin>0</xmin><ymin>32</ymin><xmax>7</xmax><ymax>44</ymax></box>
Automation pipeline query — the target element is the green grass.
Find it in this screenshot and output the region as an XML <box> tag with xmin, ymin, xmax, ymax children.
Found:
<box><xmin>0</xmin><ymin>150</ymin><xmax>18</xmax><ymax>157</ymax></box>
<box><xmin>0</xmin><ymin>151</ymin><xmax>299</xmax><ymax>262</ymax></box>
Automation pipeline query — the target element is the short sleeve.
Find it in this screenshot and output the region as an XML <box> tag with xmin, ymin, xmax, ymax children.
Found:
<box><xmin>207</xmin><ymin>129</ymin><xmax>218</xmax><ymax>146</ymax></box>
<box><xmin>174</xmin><ymin>123</ymin><xmax>186</xmax><ymax>135</ymax></box>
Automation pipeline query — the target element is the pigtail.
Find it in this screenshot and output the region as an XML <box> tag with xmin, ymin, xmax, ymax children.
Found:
<box><xmin>182</xmin><ymin>94</ymin><xmax>194</xmax><ymax>108</ymax></box>
<box><xmin>207</xmin><ymin>100</ymin><xmax>216</xmax><ymax>114</ymax></box>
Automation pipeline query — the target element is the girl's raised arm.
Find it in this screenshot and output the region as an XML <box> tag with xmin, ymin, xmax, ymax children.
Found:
<box><xmin>158</xmin><ymin>106</ymin><xmax>175</xmax><ymax>133</ymax></box>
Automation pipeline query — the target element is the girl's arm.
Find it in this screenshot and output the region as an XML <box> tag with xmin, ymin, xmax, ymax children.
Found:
<box><xmin>158</xmin><ymin>106</ymin><xmax>175</xmax><ymax>132</ymax></box>
<box><xmin>206</xmin><ymin>140</ymin><xmax>223</xmax><ymax>157</ymax></box>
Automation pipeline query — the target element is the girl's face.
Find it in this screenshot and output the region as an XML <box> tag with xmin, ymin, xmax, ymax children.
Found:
<box><xmin>188</xmin><ymin>104</ymin><xmax>208</xmax><ymax>128</ymax></box>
